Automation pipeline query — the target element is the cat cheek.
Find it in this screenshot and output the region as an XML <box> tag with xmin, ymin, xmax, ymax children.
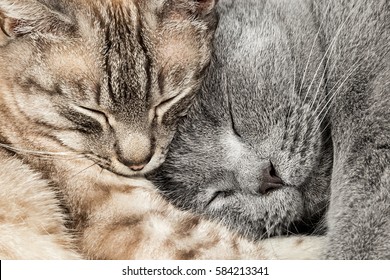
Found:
<box><xmin>53</xmin><ymin>131</ymin><xmax>85</xmax><ymax>151</ymax></box>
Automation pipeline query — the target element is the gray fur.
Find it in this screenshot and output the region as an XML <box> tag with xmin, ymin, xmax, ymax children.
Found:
<box><xmin>150</xmin><ymin>0</ymin><xmax>390</xmax><ymax>259</ymax></box>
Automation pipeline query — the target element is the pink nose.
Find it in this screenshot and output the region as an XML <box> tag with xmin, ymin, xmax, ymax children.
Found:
<box><xmin>129</xmin><ymin>164</ymin><xmax>145</xmax><ymax>171</ymax></box>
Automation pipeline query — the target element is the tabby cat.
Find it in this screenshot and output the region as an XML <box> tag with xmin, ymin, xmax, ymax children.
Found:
<box><xmin>0</xmin><ymin>0</ymin><xmax>323</xmax><ymax>259</ymax></box>
<box><xmin>151</xmin><ymin>0</ymin><xmax>390</xmax><ymax>259</ymax></box>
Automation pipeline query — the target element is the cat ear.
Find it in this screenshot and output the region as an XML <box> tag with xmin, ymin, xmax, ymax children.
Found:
<box><xmin>194</xmin><ymin>0</ymin><xmax>219</xmax><ymax>15</ymax></box>
<box><xmin>0</xmin><ymin>0</ymin><xmax>73</xmax><ymax>44</ymax></box>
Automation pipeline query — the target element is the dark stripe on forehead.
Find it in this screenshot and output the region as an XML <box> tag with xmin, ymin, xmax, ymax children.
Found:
<box><xmin>134</xmin><ymin>1</ymin><xmax>152</xmax><ymax>101</ymax></box>
<box><xmin>94</xmin><ymin>83</ymin><xmax>102</xmax><ymax>105</ymax></box>
<box><xmin>103</xmin><ymin>28</ymin><xmax>116</xmax><ymax>102</ymax></box>
<box><xmin>96</xmin><ymin>2</ymin><xmax>151</xmax><ymax>106</ymax></box>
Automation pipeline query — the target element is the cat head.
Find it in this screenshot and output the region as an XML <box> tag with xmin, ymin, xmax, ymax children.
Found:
<box><xmin>150</xmin><ymin>0</ymin><xmax>333</xmax><ymax>240</ymax></box>
<box><xmin>0</xmin><ymin>0</ymin><xmax>218</xmax><ymax>176</ymax></box>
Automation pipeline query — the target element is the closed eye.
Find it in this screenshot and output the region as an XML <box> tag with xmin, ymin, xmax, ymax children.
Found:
<box><xmin>75</xmin><ymin>105</ymin><xmax>110</xmax><ymax>126</ymax></box>
<box><xmin>155</xmin><ymin>90</ymin><xmax>195</xmax><ymax>120</ymax></box>
<box><xmin>206</xmin><ymin>190</ymin><xmax>234</xmax><ymax>208</ymax></box>
<box><xmin>227</xmin><ymin>89</ymin><xmax>242</xmax><ymax>138</ymax></box>
<box><xmin>156</xmin><ymin>96</ymin><xmax>177</xmax><ymax>109</ymax></box>
<box><xmin>229</xmin><ymin>108</ymin><xmax>242</xmax><ymax>138</ymax></box>
<box><xmin>62</xmin><ymin>108</ymin><xmax>103</xmax><ymax>134</ymax></box>
<box><xmin>154</xmin><ymin>95</ymin><xmax>180</xmax><ymax>119</ymax></box>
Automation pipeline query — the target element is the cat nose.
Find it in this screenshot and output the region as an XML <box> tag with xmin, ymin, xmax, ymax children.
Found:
<box><xmin>259</xmin><ymin>163</ymin><xmax>284</xmax><ymax>195</ymax></box>
<box><xmin>115</xmin><ymin>132</ymin><xmax>154</xmax><ymax>172</ymax></box>
<box><xmin>129</xmin><ymin>164</ymin><xmax>146</xmax><ymax>171</ymax></box>
<box><xmin>119</xmin><ymin>155</ymin><xmax>152</xmax><ymax>172</ymax></box>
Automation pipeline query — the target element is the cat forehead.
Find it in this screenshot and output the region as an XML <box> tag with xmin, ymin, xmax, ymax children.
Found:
<box><xmin>83</xmin><ymin>1</ymin><xmax>212</xmax><ymax>69</ymax></box>
<box><xmin>0</xmin><ymin>0</ymin><xmax>216</xmax><ymax>109</ymax></box>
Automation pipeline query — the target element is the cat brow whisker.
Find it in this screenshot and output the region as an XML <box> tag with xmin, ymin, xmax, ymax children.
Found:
<box><xmin>287</xmin><ymin>58</ymin><xmax>297</xmax><ymax>121</ymax></box>
<box><xmin>313</xmin><ymin>61</ymin><xmax>362</xmax><ymax>134</ymax></box>
<box><xmin>313</xmin><ymin>59</ymin><xmax>361</xmax><ymax>122</ymax></box>
<box><xmin>300</xmin><ymin>1</ymin><xmax>332</xmax><ymax>103</ymax></box>
<box><xmin>305</xmin><ymin>30</ymin><xmax>338</xmax><ymax>108</ymax></box>
<box><xmin>309</xmin><ymin>42</ymin><xmax>337</xmax><ymax>111</ymax></box>
<box><xmin>313</xmin><ymin>64</ymin><xmax>336</xmax><ymax>114</ymax></box>
<box><xmin>319</xmin><ymin>121</ymin><xmax>332</xmax><ymax>138</ymax></box>
<box><xmin>312</xmin><ymin>1</ymin><xmax>365</xmax><ymax>112</ymax></box>
<box><xmin>307</xmin><ymin>3</ymin><xmax>362</xmax><ymax>111</ymax></box>
<box><xmin>304</xmin><ymin>1</ymin><xmax>363</xmax><ymax>108</ymax></box>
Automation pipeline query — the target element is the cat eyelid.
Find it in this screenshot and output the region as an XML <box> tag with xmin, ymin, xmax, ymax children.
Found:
<box><xmin>75</xmin><ymin>105</ymin><xmax>110</xmax><ymax>125</ymax></box>
<box><xmin>225</xmin><ymin>83</ymin><xmax>242</xmax><ymax>138</ymax></box>
<box><xmin>227</xmin><ymin>99</ymin><xmax>242</xmax><ymax>138</ymax></box>
<box><xmin>231</xmin><ymin>119</ymin><xmax>242</xmax><ymax>138</ymax></box>
<box><xmin>157</xmin><ymin>95</ymin><xmax>177</xmax><ymax>109</ymax></box>
<box><xmin>154</xmin><ymin>89</ymin><xmax>193</xmax><ymax>122</ymax></box>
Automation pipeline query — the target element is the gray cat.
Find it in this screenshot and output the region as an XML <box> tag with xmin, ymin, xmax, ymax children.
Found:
<box><xmin>150</xmin><ymin>0</ymin><xmax>390</xmax><ymax>259</ymax></box>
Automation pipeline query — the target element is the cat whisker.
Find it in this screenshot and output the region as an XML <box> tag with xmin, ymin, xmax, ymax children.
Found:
<box><xmin>283</xmin><ymin>224</ymin><xmax>299</xmax><ymax>236</ymax></box>
<box><xmin>313</xmin><ymin>60</ymin><xmax>362</xmax><ymax>134</ymax></box>
<box><xmin>292</xmin><ymin>58</ymin><xmax>297</xmax><ymax>96</ymax></box>
<box><xmin>312</xmin><ymin>1</ymin><xmax>364</xmax><ymax>113</ymax></box>
<box><xmin>318</xmin><ymin>121</ymin><xmax>332</xmax><ymax>139</ymax></box>
<box><xmin>307</xmin><ymin>4</ymin><xmax>361</xmax><ymax>111</ymax></box>
<box><xmin>287</xmin><ymin>58</ymin><xmax>297</xmax><ymax>121</ymax></box>
<box><xmin>257</xmin><ymin>223</ymin><xmax>279</xmax><ymax>240</ymax></box>
<box><xmin>84</xmin><ymin>154</ymin><xmax>112</xmax><ymax>172</ymax></box>
<box><xmin>72</xmin><ymin>162</ymin><xmax>99</xmax><ymax>177</ymax></box>
<box><xmin>306</xmin><ymin>0</ymin><xmax>363</xmax><ymax>111</ymax></box>
<box><xmin>290</xmin><ymin>220</ymin><xmax>301</xmax><ymax>234</ymax></box>
<box><xmin>312</xmin><ymin>59</ymin><xmax>361</xmax><ymax>133</ymax></box>
<box><xmin>305</xmin><ymin>31</ymin><xmax>338</xmax><ymax>109</ymax></box>
<box><xmin>0</xmin><ymin>143</ymin><xmax>83</xmax><ymax>159</ymax></box>
<box><xmin>308</xmin><ymin>44</ymin><xmax>336</xmax><ymax>111</ymax></box>
<box><xmin>300</xmin><ymin>1</ymin><xmax>332</xmax><ymax>103</ymax></box>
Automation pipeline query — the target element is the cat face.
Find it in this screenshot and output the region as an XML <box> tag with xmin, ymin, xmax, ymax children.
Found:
<box><xmin>0</xmin><ymin>0</ymin><xmax>218</xmax><ymax>176</ymax></box>
<box><xmin>150</xmin><ymin>0</ymin><xmax>333</xmax><ymax>240</ymax></box>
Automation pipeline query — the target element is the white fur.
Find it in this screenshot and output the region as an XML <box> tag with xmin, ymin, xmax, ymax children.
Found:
<box><xmin>0</xmin><ymin>155</ymin><xmax>80</xmax><ymax>259</ymax></box>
